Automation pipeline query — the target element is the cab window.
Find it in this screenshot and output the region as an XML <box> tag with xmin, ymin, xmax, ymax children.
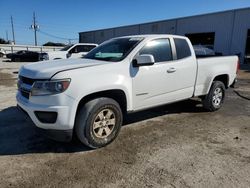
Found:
<box><xmin>139</xmin><ymin>39</ymin><xmax>173</xmax><ymax>63</ymax></box>
<box><xmin>174</xmin><ymin>38</ymin><xmax>191</xmax><ymax>59</ymax></box>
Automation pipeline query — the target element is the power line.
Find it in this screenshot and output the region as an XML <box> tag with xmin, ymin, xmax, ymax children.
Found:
<box><xmin>38</xmin><ymin>30</ymin><xmax>78</xmax><ymax>41</ymax></box>
<box><xmin>1</xmin><ymin>16</ymin><xmax>79</xmax><ymax>44</ymax></box>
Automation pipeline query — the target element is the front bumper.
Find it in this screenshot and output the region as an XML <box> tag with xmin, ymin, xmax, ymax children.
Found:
<box><xmin>16</xmin><ymin>91</ymin><xmax>77</xmax><ymax>142</ymax></box>
<box><xmin>17</xmin><ymin>105</ymin><xmax>72</xmax><ymax>142</ymax></box>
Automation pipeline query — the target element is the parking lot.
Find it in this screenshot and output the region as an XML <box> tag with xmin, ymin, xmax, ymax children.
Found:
<box><xmin>0</xmin><ymin>58</ymin><xmax>250</xmax><ymax>187</ymax></box>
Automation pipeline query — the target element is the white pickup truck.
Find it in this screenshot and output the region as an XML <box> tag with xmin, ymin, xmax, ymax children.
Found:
<box><xmin>17</xmin><ymin>35</ymin><xmax>238</xmax><ymax>148</ymax></box>
<box><xmin>40</xmin><ymin>43</ymin><xmax>98</xmax><ymax>60</ymax></box>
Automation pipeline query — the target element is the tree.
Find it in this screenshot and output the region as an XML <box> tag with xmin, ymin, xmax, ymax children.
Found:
<box><xmin>43</xmin><ymin>42</ymin><xmax>65</xmax><ymax>46</ymax></box>
<box><xmin>0</xmin><ymin>38</ymin><xmax>10</xmax><ymax>44</ymax></box>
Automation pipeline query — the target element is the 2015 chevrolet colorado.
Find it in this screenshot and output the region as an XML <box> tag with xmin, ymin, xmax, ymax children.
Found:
<box><xmin>17</xmin><ymin>35</ymin><xmax>238</xmax><ymax>148</ymax></box>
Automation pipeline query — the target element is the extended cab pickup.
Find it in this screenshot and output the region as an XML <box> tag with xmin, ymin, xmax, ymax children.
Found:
<box><xmin>17</xmin><ymin>35</ymin><xmax>238</xmax><ymax>148</ymax></box>
<box><xmin>40</xmin><ymin>43</ymin><xmax>98</xmax><ymax>61</ymax></box>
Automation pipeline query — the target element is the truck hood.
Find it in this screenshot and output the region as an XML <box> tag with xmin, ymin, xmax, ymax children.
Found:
<box><xmin>19</xmin><ymin>58</ymin><xmax>106</xmax><ymax>79</ymax></box>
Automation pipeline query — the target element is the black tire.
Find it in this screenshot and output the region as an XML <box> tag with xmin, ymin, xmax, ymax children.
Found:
<box><xmin>75</xmin><ymin>97</ymin><xmax>123</xmax><ymax>148</ymax></box>
<box><xmin>202</xmin><ymin>81</ymin><xmax>226</xmax><ymax>112</ymax></box>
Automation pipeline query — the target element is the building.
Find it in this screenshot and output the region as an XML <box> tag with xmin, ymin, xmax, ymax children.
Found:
<box><xmin>79</xmin><ymin>8</ymin><xmax>250</xmax><ymax>63</ymax></box>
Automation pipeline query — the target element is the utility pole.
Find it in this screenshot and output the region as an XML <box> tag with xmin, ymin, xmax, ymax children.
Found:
<box><xmin>11</xmin><ymin>15</ymin><xmax>15</xmax><ymax>44</ymax></box>
<box><xmin>31</xmin><ymin>12</ymin><xmax>39</xmax><ymax>46</ymax></box>
<box><xmin>6</xmin><ymin>30</ymin><xmax>9</xmax><ymax>41</ymax></box>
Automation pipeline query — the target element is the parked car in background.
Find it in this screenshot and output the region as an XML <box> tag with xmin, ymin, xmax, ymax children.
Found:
<box><xmin>6</xmin><ymin>50</ymin><xmax>25</xmax><ymax>59</ymax></box>
<box><xmin>7</xmin><ymin>50</ymin><xmax>40</xmax><ymax>62</ymax></box>
<box><xmin>0</xmin><ymin>48</ymin><xmax>6</xmax><ymax>57</ymax></box>
<box><xmin>40</xmin><ymin>43</ymin><xmax>98</xmax><ymax>61</ymax></box>
<box><xmin>17</xmin><ymin>35</ymin><xmax>238</xmax><ymax>148</ymax></box>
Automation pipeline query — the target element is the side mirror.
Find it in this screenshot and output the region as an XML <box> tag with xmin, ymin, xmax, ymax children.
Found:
<box><xmin>66</xmin><ymin>53</ymin><xmax>71</xmax><ymax>58</ymax></box>
<box><xmin>133</xmin><ymin>54</ymin><xmax>155</xmax><ymax>67</ymax></box>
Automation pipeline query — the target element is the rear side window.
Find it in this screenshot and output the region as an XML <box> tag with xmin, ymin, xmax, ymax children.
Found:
<box><xmin>174</xmin><ymin>38</ymin><xmax>191</xmax><ymax>59</ymax></box>
<box><xmin>139</xmin><ymin>39</ymin><xmax>173</xmax><ymax>63</ymax></box>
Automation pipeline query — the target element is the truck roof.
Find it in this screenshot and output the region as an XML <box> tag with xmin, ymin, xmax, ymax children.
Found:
<box><xmin>116</xmin><ymin>34</ymin><xmax>188</xmax><ymax>40</ymax></box>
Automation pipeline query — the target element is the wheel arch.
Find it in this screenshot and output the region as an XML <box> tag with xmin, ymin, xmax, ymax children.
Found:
<box><xmin>74</xmin><ymin>90</ymin><xmax>125</xmax><ymax>148</ymax></box>
<box><xmin>199</xmin><ymin>74</ymin><xmax>228</xmax><ymax>105</ymax></box>
<box><xmin>76</xmin><ymin>89</ymin><xmax>128</xmax><ymax>117</ymax></box>
<box><xmin>212</xmin><ymin>74</ymin><xmax>229</xmax><ymax>88</ymax></box>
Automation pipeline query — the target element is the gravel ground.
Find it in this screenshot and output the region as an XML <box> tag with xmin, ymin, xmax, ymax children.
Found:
<box><xmin>0</xmin><ymin>58</ymin><xmax>250</xmax><ymax>188</ymax></box>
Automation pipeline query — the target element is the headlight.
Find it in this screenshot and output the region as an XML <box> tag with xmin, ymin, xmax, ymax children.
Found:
<box><xmin>31</xmin><ymin>79</ymin><xmax>71</xmax><ymax>96</ymax></box>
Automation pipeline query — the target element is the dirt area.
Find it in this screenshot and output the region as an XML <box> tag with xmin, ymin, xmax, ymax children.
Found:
<box><xmin>238</xmin><ymin>64</ymin><xmax>250</xmax><ymax>80</ymax></box>
<box><xmin>0</xmin><ymin>58</ymin><xmax>250</xmax><ymax>188</ymax></box>
<box><xmin>235</xmin><ymin>65</ymin><xmax>250</xmax><ymax>100</ymax></box>
<box><xmin>0</xmin><ymin>72</ymin><xmax>16</xmax><ymax>87</ymax></box>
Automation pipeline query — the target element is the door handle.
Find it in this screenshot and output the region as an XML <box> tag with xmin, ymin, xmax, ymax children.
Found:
<box><xmin>167</xmin><ymin>67</ymin><xmax>176</xmax><ymax>73</ymax></box>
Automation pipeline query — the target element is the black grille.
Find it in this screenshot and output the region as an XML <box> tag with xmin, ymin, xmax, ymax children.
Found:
<box><xmin>18</xmin><ymin>76</ymin><xmax>47</xmax><ymax>100</ymax></box>
<box><xmin>19</xmin><ymin>76</ymin><xmax>36</xmax><ymax>85</ymax></box>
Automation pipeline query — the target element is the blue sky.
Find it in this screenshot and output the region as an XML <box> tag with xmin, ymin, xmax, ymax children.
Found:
<box><xmin>0</xmin><ymin>0</ymin><xmax>250</xmax><ymax>45</ymax></box>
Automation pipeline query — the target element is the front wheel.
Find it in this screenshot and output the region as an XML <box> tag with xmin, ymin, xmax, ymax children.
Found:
<box><xmin>75</xmin><ymin>97</ymin><xmax>123</xmax><ymax>148</ymax></box>
<box><xmin>202</xmin><ymin>81</ymin><xmax>226</xmax><ymax>111</ymax></box>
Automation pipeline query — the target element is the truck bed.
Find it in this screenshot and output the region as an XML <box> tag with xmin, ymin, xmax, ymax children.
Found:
<box><xmin>194</xmin><ymin>56</ymin><xmax>238</xmax><ymax>97</ymax></box>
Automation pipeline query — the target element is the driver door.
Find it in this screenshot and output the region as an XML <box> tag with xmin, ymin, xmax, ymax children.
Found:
<box><xmin>132</xmin><ymin>38</ymin><xmax>175</xmax><ymax>110</ymax></box>
<box><xmin>132</xmin><ymin>37</ymin><xmax>196</xmax><ymax>110</ymax></box>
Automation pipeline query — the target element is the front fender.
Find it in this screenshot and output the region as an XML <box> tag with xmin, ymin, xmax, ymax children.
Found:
<box><xmin>52</xmin><ymin>64</ymin><xmax>133</xmax><ymax>125</ymax></box>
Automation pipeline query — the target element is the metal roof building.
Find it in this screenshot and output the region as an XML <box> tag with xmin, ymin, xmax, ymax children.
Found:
<box><xmin>79</xmin><ymin>8</ymin><xmax>250</xmax><ymax>63</ymax></box>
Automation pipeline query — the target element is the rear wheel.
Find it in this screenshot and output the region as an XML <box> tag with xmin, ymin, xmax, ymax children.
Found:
<box><xmin>75</xmin><ymin>97</ymin><xmax>123</xmax><ymax>148</ymax></box>
<box><xmin>202</xmin><ymin>81</ymin><xmax>225</xmax><ymax>111</ymax></box>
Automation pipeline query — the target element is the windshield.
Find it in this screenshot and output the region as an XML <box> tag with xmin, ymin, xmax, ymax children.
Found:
<box><xmin>60</xmin><ymin>45</ymin><xmax>73</xmax><ymax>51</ymax></box>
<box><xmin>84</xmin><ymin>37</ymin><xmax>144</xmax><ymax>62</ymax></box>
